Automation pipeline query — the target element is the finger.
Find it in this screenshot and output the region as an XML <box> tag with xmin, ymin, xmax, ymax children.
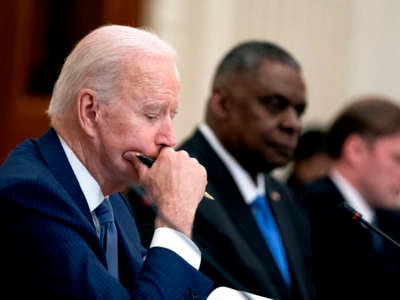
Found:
<box><xmin>122</xmin><ymin>151</ymin><xmax>148</xmax><ymax>178</ymax></box>
<box><xmin>158</xmin><ymin>146</ymin><xmax>175</xmax><ymax>159</ymax></box>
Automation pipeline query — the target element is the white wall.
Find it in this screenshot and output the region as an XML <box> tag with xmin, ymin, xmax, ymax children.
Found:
<box><xmin>140</xmin><ymin>0</ymin><xmax>400</xmax><ymax>143</ymax></box>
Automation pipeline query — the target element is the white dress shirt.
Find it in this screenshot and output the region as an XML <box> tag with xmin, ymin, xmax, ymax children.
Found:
<box><xmin>330</xmin><ymin>168</ymin><xmax>375</xmax><ymax>223</ymax></box>
<box><xmin>58</xmin><ymin>135</ymin><xmax>201</xmax><ymax>269</ymax></box>
<box><xmin>199</xmin><ymin>123</ymin><xmax>265</xmax><ymax>203</ymax></box>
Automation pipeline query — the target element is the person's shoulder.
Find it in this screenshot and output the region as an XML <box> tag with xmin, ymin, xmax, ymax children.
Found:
<box><xmin>177</xmin><ymin>127</ymin><xmax>203</xmax><ymax>150</ymax></box>
<box><xmin>301</xmin><ymin>176</ymin><xmax>335</xmax><ymax>197</ymax></box>
<box><xmin>376</xmin><ymin>208</ymin><xmax>400</xmax><ymax>226</ymax></box>
<box><xmin>178</xmin><ymin>128</ymin><xmax>215</xmax><ymax>166</ymax></box>
<box><xmin>300</xmin><ymin>176</ymin><xmax>343</xmax><ymax>213</ymax></box>
<box><xmin>0</xmin><ymin>138</ymin><xmax>43</xmax><ymax>181</ymax></box>
<box><xmin>0</xmin><ymin>132</ymin><xmax>65</xmax><ymax>201</ymax></box>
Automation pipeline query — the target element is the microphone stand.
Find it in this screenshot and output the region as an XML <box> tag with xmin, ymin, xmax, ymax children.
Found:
<box><xmin>339</xmin><ymin>202</ymin><xmax>400</xmax><ymax>249</ymax></box>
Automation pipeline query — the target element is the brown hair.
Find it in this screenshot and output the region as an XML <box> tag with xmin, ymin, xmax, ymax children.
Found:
<box><xmin>326</xmin><ymin>95</ymin><xmax>400</xmax><ymax>158</ymax></box>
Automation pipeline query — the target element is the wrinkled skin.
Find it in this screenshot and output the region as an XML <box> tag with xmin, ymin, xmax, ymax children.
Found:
<box><xmin>57</xmin><ymin>55</ymin><xmax>207</xmax><ymax>237</ymax></box>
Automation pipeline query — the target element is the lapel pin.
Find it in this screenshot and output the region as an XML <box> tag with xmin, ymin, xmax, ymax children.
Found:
<box><xmin>270</xmin><ymin>191</ymin><xmax>281</xmax><ymax>202</ymax></box>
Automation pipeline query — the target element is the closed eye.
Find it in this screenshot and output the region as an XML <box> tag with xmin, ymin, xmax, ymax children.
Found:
<box><xmin>145</xmin><ymin>114</ymin><xmax>159</xmax><ymax>121</ymax></box>
<box><xmin>171</xmin><ymin>109</ymin><xmax>178</xmax><ymax>120</ymax></box>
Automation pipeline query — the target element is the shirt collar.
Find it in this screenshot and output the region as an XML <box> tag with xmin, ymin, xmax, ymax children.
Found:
<box><xmin>330</xmin><ymin>168</ymin><xmax>375</xmax><ymax>223</ymax></box>
<box><xmin>198</xmin><ymin>123</ymin><xmax>264</xmax><ymax>204</ymax></box>
<box><xmin>58</xmin><ymin>135</ymin><xmax>105</xmax><ymax>212</ymax></box>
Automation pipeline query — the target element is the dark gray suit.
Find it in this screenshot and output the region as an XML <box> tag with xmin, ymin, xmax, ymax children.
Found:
<box><xmin>179</xmin><ymin>128</ymin><xmax>316</xmax><ymax>300</ymax></box>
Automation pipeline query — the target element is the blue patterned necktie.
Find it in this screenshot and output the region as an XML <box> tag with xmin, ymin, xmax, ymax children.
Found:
<box><xmin>95</xmin><ymin>198</ymin><xmax>119</xmax><ymax>279</ymax></box>
<box><xmin>251</xmin><ymin>194</ymin><xmax>291</xmax><ymax>287</ymax></box>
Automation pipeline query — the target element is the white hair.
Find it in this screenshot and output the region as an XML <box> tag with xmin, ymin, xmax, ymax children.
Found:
<box><xmin>47</xmin><ymin>24</ymin><xmax>177</xmax><ymax>118</ymax></box>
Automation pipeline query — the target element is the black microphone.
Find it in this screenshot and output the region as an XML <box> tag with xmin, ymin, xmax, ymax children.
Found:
<box><xmin>339</xmin><ymin>202</ymin><xmax>400</xmax><ymax>249</ymax></box>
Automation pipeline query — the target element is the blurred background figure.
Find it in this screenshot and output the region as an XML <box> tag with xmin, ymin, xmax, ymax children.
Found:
<box><xmin>301</xmin><ymin>95</ymin><xmax>400</xmax><ymax>300</ymax></box>
<box><xmin>177</xmin><ymin>40</ymin><xmax>316</xmax><ymax>300</ymax></box>
<box><xmin>286</xmin><ymin>127</ymin><xmax>332</xmax><ymax>196</ymax></box>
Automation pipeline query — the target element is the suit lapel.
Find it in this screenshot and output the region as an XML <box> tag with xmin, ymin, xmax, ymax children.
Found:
<box><xmin>184</xmin><ymin>130</ymin><xmax>268</xmax><ymax>255</ymax></box>
<box><xmin>266</xmin><ymin>176</ymin><xmax>306</xmax><ymax>288</ymax></box>
<box><xmin>37</xmin><ymin>128</ymin><xmax>92</xmax><ymax>221</ymax></box>
<box><xmin>182</xmin><ymin>129</ymin><xmax>287</xmax><ymax>288</ymax></box>
<box><xmin>37</xmin><ymin>129</ymin><xmax>146</xmax><ymax>284</ymax></box>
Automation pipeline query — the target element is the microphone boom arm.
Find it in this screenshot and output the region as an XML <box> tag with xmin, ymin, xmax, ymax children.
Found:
<box><xmin>339</xmin><ymin>202</ymin><xmax>400</xmax><ymax>249</ymax></box>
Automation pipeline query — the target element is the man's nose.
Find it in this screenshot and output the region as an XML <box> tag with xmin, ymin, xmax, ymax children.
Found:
<box><xmin>156</xmin><ymin>120</ymin><xmax>177</xmax><ymax>147</ymax></box>
<box><xmin>281</xmin><ymin>107</ymin><xmax>302</xmax><ymax>133</ymax></box>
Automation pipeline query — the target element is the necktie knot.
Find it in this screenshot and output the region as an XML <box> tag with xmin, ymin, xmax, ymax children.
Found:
<box><xmin>95</xmin><ymin>198</ymin><xmax>114</xmax><ymax>225</ymax></box>
<box><xmin>251</xmin><ymin>194</ymin><xmax>266</xmax><ymax>212</ymax></box>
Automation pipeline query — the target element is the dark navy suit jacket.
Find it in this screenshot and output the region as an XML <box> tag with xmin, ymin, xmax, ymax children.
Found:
<box><xmin>0</xmin><ymin>128</ymin><xmax>213</xmax><ymax>299</ymax></box>
<box><xmin>179</xmin><ymin>128</ymin><xmax>316</xmax><ymax>300</ymax></box>
<box><xmin>301</xmin><ymin>176</ymin><xmax>400</xmax><ymax>300</ymax></box>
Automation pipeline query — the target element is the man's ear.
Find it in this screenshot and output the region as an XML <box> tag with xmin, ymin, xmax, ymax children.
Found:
<box><xmin>343</xmin><ymin>134</ymin><xmax>368</xmax><ymax>167</ymax></box>
<box><xmin>77</xmin><ymin>88</ymin><xmax>98</xmax><ymax>137</ymax></box>
<box><xmin>209</xmin><ymin>88</ymin><xmax>231</xmax><ymax>119</ymax></box>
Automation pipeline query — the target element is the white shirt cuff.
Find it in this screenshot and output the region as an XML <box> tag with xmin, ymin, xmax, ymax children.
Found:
<box><xmin>150</xmin><ymin>227</ymin><xmax>201</xmax><ymax>269</ymax></box>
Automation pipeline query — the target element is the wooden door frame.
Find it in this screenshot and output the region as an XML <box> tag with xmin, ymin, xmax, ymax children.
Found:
<box><xmin>0</xmin><ymin>0</ymin><xmax>142</xmax><ymax>163</ymax></box>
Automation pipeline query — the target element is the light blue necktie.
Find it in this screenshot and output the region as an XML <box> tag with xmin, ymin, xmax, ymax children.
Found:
<box><xmin>251</xmin><ymin>194</ymin><xmax>291</xmax><ymax>287</ymax></box>
<box><xmin>95</xmin><ymin>198</ymin><xmax>119</xmax><ymax>279</ymax></box>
